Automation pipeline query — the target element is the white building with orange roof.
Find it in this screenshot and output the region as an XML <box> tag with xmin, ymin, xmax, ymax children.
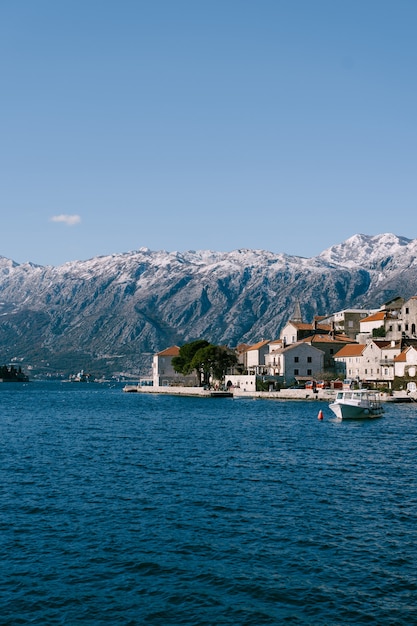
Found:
<box><xmin>333</xmin><ymin>343</ymin><xmax>366</xmax><ymax>380</ymax></box>
<box><xmin>361</xmin><ymin>340</ymin><xmax>401</xmax><ymax>382</ymax></box>
<box><xmin>244</xmin><ymin>339</ymin><xmax>271</xmax><ymax>375</ymax></box>
<box><xmin>358</xmin><ymin>296</ymin><xmax>417</xmax><ymax>342</ymax></box>
<box><xmin>334</xmin><ymin>339</ymin><xmax>402</xmax><ymax>384</ymax></box>
<box><xmin>280</xmin><ymin>320</ymin><xmax>332</xmax><ymax>346</ymax></box>
<box><xmin>320</xmin><ymin>308</ymin><xmax>377</xmax><ymax>340</ymax></box>
<box><xmin>267</xmin><ymin>338</ymin><xmax>283</xmax><ymax>353</ymax></box>
<box><xmin>358</xmin><ymin>311</ymin><xmax>387</xmax><ymax>339</ymax></box>
<box><xmin>394</xmin><ymin>345</ymin><xmax>417</xmax><ymax>378</ymax></box>
<box><xmin>263</xmin><ymin>339</ymin><xmax>283</xmax><ymax>374</ymax></box>
<box><xmin>152</xmin><ymin>345</ymin><xmax>198</xmax><ymax>387</ymax></box>
<box><xmin>265</xmin><ymin>341</ymin><xmax>324</xmax><ymax>382</ymax></box>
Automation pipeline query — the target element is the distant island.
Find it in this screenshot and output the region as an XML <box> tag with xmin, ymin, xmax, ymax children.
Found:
<box><xmin>0</xmin><ymin>365</ymin><xmax>29</xmax><ymax>382</ymax></box>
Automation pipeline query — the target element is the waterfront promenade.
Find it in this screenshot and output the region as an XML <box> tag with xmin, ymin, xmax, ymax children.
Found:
<box><xmin>124</xmin><ymin>384</ymin><xmax>335</xmax><ymax>400</ymax></box>
<box><xmin>123</xmin><ymin>384</ymin><xmax>417</xmax><ymax>402</ymax></box>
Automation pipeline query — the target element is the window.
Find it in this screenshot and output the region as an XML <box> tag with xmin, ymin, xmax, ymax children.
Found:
<box><xmin>294</xmin><ymin>369</ymin><xmax>299</xmax><ymax>376</ymax></box>
<box><xmin>307</xmin><ymin>356</ymin><xmax>312</xmax><ymax>363</ymax></box>
<box><xmin>406</xmin><ymin>324</ymin><xmax>409</xmax><ymax>331</ymax></box>
<box><xmin>330</xmin><ymin>349</ymin><xmax>334</xmax><ymax>354</ymax></box>
<box><xmin>398</xmin><ymin>325</ymin><xmax>401</xmax><ymax>332</ymax></box>
<box><xmin>307</xmin><ymin>369</ymin><xmax>312</xmax><ymax>376</ymax></box>
<box><xmin>406</xmin><ymin>307</ymin><xmax>409</xmax><ymax>314</ymax></box>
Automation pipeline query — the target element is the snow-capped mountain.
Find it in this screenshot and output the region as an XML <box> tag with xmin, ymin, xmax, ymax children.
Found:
<box><xmin>318</xmin><ymin>233</ymin><xmax>413</xmax><ymax>267</ymax></box>
<box><xmin>1</xmin><ymin>233</ymin><xmax>416</xmax><ymax>377</ymax></box>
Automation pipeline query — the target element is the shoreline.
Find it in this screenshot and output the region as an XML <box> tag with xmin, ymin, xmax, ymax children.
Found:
<box><xmin>124</xmin><ymin>385</ymin><xmax>336</xmax><ymax>401</ymax></box>
<box><xmin>123</xmin><ymin>384</ymin><xmax>417</xmax><ymax>403</ymax></box>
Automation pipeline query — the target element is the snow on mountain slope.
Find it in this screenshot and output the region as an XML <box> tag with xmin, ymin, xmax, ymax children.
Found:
<box><xmin>0</xmin><ymin>233</ymin><xmax>416</xmax><ymax>377</ymax></box>
<box><xmin>318</xmin><ymin>233</ymin><xmax>412</xmax><ymax>268</ymax></box>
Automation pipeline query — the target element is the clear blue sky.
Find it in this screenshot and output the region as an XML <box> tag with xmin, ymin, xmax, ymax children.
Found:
<box><xmin>1</xmin><ymin>0</ymin><xmax>416</xmax><ymax>266</ymax></box>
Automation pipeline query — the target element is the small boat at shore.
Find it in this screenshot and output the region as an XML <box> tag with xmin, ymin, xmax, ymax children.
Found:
<box><xmin>329</xmin><ymin>389</ymin><xmax>384</xmax><ymax>420</ymax></box>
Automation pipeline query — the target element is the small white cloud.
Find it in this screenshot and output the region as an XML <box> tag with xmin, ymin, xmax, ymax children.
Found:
<box><xmin>50</xmin><ymin>214</ymin><xmax>81</xmax><ymax>226</ymax></box>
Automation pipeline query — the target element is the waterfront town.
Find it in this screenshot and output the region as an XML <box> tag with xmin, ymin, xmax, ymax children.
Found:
<box><xmin>145</xmin><ymin>295</ymin><xmax>417</xmax><ymax>394</ymax></box>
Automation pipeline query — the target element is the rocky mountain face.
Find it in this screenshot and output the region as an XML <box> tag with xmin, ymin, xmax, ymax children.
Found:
<box><xmin>1</xmin><ymin>233</ymin><xmax>417</xmax><ymax>378</ymax></box>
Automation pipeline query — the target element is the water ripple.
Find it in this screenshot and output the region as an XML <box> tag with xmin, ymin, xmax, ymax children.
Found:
<box><xmin>1</xmin><ymin>383</ymin><xmax>417</xmax><ymax>624</ymax></box>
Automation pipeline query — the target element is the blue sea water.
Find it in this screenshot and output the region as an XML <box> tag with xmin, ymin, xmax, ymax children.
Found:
<box><xmin>1</xmin><ymin>382</ymin><xmax>417</xmax><ymax>625</ymax></box>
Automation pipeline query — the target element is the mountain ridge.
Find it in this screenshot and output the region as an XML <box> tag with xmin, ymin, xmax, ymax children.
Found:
<box><xmin>0</xmin><ymin>233</ymin><xmax>415</xmax><ymax>378</ymax></box>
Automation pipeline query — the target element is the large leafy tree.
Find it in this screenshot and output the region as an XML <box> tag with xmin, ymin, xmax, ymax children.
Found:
<box><xmin>191</xmin><ymin>345</ymin><xmax>238</xmax><ymax>386</ymax></box>
<box><xmin>172</xmin><ymin>340</ymin><xmax>210</xmax><ymax>385</ymax></box>
<box><xmin>173</xmin><ymin>341</ymin><xmax>237</xmax><ymax>386</ymax></box>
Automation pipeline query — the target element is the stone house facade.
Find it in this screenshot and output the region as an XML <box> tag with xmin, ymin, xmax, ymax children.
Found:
<box><xmin>334</xmin><ymin>339</ymin><xmax>402</xmax><ymax>384</ymax></box>
<box><xmin>265</xmin><ymin>342</ymin><xmax>324</xmax><ymax>383</ymax></box>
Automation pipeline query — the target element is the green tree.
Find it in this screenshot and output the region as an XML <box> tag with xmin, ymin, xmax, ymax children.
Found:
<box><xmin>372</xmin><ymin>326</ymin><xmax>386</xmax><ymax>338</ymax></box>
<box><xmin>172</xmin><ymin>340</ymin><xmax>210</xmax><ymax>385</ymax></box>
<box><xmin>190</xmin><ymin>345</ymin><xmax>238</xmax><ymax>386</ymax></box>
<box><xmin>172</xmin><ymin>340</ymin><xmax>238</xmax><ymax>387</ymax></box>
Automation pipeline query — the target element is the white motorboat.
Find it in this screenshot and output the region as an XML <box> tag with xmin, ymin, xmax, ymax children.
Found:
<box><xmin>329</xmin><ymin>389</ymin><xmax>384</xmax><ymax>420</ymax></box>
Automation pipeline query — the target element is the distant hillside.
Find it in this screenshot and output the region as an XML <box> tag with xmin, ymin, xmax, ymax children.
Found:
<box><xmin>1</xmin><ymin>233</ymin><xmax>417</xmax><ymax>378</ymax></box>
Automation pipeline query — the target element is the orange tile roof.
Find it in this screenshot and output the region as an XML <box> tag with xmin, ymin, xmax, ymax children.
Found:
<box><xmin>394</xmin><ymin>350</ymin><xmax>407</xmax><ymax>362</ymax></box>
<box><xmin>333</xmin><ymin>333</ymin><xmax>353</xmax><ymax>342</ymax></box>
<box><xmin>394</xmin><ymin>346</ymin><xmax>417</xmax><ymax>362</ymax></box>
<box><xmin>301</xmin><ymin>333</ymin><xmax>353</xmax><ymax>344</ymax></box>
<box><xmin>333</xmin><ymin>344</ymin><xmax>365</xmax><ymax>358</ymax></box>
<box><xmin>157</xmin><ymin>346</ymin><xmax>180</xmax><ymax>357</ymax></box>
<box><xmin>360</xmin><ymin>311</ymin><xmax>386</xmax><ymax>323</ymax></box>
